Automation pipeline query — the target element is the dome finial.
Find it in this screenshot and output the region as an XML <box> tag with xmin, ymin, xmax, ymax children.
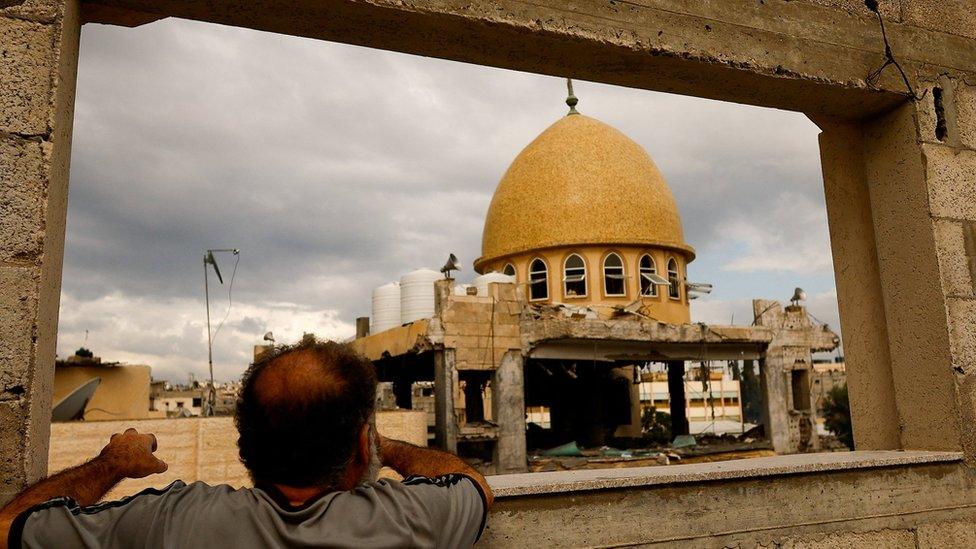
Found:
<box><xmin>566</xmin><ymin>78</ymin><xmax>580</xmax><ymax>115</ymax></box>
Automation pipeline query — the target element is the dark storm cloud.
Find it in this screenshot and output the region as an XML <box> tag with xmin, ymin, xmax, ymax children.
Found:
<box><xmin>59</xmin><ymin>18</ymin><xmax>837</xmax><ymax>381</ymax></box>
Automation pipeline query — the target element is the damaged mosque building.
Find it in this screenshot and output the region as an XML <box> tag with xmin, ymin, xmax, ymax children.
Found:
<box><xmin>351</xmin><ymin>88</ymin><xmax>839</xmax><ymax>474</ymax></box>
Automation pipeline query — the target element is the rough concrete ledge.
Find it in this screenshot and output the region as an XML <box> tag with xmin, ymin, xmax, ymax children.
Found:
<box><xmin>488</xmin><ymin>450</ymin><xmax>963</xmax><ymax>497</ymax></box>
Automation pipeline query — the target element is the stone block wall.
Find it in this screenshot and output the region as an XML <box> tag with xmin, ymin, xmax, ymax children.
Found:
<box><xmin>439</xmin><ymin>282</ymin><xmax>522</xmax><ymax>371</ymax></box>
<box><xmin>49</xmin><ymin>417</ymin><xmax>249</xmax><ymax>501</ymax></box>
<box><xmin>919</xmin><ymin>77</ymin><xmax>976</xmax><ymax>461</ymax></box>
<box><xmin>47</xmin><ymin>410</ymin><xmax>428</xmax><ymax>501</ymax></box>
<box><xmin>0</xmin><ymin>0</ymin><xmax>79</xmax><ymax>505</ymax></box>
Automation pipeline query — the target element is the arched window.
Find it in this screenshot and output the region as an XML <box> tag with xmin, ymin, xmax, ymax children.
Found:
<box><xmin>639</xmin><ymin>254</ymin><xmax>658</xmax><ymax>297</ymax></box>
<box><xmin>528</xmin><ymin>258</ymin><xmax>548</xmax><ymax>301</ymax></box>
<box><xmin>667</xmin><ymin>257</ymin><xmax>681</xmax><ymax>299</ymax></box>
<box><xmin>563</xmin><ymin>254</ymin><xmax>587</xmax><ymax>297</ymax></box>
<box><xmin>502</xmin><ymin>263</ymin><xmax>516</xmax><ymax>277</ymax></box>
<box><xmin>603</xmin><ymin>253</ymin><xmax>626</xmax><ymax>296</ymax></box>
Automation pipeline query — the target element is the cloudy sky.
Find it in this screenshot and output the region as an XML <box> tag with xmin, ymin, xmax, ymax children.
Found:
<box><xmin>58</xmin><ymin>18</ymin><xmax>842</xmax><ymax>383</ymax></box>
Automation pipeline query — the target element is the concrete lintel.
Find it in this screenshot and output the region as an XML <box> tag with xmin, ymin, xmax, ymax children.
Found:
<box><xmin>528</xmin><ymin>338</ymin><xmax>766</xmax><ymax>362</ymax></box>
<box><xmin>522</xmin><ymin>318</ymin><xmax>772</xmax><ymax>347</ymax></box>
<box><xmin>81</xmin><ymin>3</ymin><xmax>166</xmax><ymax>26</ymax></box>
<box><xmin>75</xmin><ymin>0</ymin><xmax>937</xmax><ymax>119</ymax></box>
<box><xmin>349</xmin><ymin>319</ymin><xmax>433</xmax><ymax>361</ymax></box>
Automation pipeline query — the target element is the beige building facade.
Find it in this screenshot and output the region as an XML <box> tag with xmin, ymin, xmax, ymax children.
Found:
<box><xmin>52</xmin><ymin>358</ymin><xmax>164</xmax><ymax>421</ymax></box>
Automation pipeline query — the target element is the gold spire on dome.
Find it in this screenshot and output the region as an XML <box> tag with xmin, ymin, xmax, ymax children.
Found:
<box><xmin>566</xmin><ymin>78</ymin><xmax>580</xmax><ymax>115</ymax></box>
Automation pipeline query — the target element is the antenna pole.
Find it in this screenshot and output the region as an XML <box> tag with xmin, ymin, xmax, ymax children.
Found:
<box><xmin>204</xmin><ymin>253</ymin><xmax>214</xmax><ymax>417</ymax></box>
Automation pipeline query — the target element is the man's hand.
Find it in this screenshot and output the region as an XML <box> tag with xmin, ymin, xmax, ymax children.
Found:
<box><xmin>99</xmin><ymin>428</ymin><xmax>168</xmax><ymax>479</ymax></box>
<box><xmin>1</xmin><ymin>428</ymin><xmax>168</xmax><ymax>546</ymax></box>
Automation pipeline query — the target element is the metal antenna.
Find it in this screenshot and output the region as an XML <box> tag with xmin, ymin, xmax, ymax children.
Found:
<box><xmin>203</xmin><ymin>248</ymin><xmax>239</xmax><ymax>416</ymax></box>
<box><xmin>566</xmin><ymin>78</ymin><xmax>580</xmax><ymax>115</ymax></box>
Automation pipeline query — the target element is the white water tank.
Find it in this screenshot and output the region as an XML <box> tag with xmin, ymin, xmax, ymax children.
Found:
<box><xmin>400</xmin><ymin>269</ymin><xmax>442</xmax><ymax>324</ymax></box>
<box><xmin>454</xmin><ymin>284</ymin><xmax>474</xmax><ymax>296</ymax></box>
<box><xmin>474</xmin><ymin>272</ymin><xmax>515</xmax><ymax>296</ymax></box>
<box><xmin>370</xmin><ymin>282</ymin><xmax>401</xmax><ymax>334</ymax></box>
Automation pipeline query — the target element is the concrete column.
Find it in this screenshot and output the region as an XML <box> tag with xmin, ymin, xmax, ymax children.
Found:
<box><xmin>816</xmin><ymin>99</ymin><xmax>975</xmax><ymax>456</ymax></box>
<box><xmin>612</xmin><ymin>365</ymin><xmax>642</xmax><ymax>439</ymax></box>
<box><xmin>355</xmin><ymin>316</ymin><xmax>369</xmax><ymax>338</ymax></box>
<box><xmin>1</xmin><ymin>0</ymin><xmax>81</xmax><ymax>505</ymax></box>
<box><xmin>492</xmin><ymin>351</ymin><xmax>526</xmax><ymax>473</ymax></box>
<box><xmin>862</xmin><ymin>103</ymin><xmax>962</xmax><ymax>452</ymax></box>
<box><xmin>666</xmin><ymin>361</ymin><xmax>689</xmax><ymax>437</ymax></box>
<box><xmin>816</xmin><ymin>119</ymin><xmax>902</xmax><ymax>451</ymax></box>
<box><xmin>433</xmin><ymin>349</ymin><xmax>457</xmax><ymax>453</ymax></box>
<box><xmin>759</xmin><ymin>350</ymin><xmax>791</xmax><ymax>454</ymax></box>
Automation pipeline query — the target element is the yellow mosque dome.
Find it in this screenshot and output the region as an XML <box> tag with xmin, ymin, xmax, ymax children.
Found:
<box><xmin>474</xmin><ymin>113</ymin><xmax>695</xmax><ymax>272</ymax></box>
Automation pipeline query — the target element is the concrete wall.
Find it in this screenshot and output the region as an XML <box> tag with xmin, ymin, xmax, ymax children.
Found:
<box><xmin>483</xmin><ymin>453</ymin><xmax>976</xmax><ymax>547</ymax></box>
<box><xmin>47</xmin><ymin>411</ymin><xmax>427</xmax><ymax>500</ymax></box>
<box><xmin>438</xmin><ymin>282</ymin><xmax>522</xmax><ymax>371</ymax></box>
<box><xmin>1</xmin><ymin>0</ymin><xmax>80</xmax><ymax>505</ymax></box>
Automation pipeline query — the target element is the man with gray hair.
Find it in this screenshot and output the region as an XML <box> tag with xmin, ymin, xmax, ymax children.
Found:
<box><xmin>1</xmin><ymin>339</ymin><xmax>492</xmax><ymax>548</ymax></box>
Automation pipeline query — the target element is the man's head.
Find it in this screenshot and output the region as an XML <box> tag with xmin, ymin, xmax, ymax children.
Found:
<box><xmin>235</xmin><ymin>339</ymin><xmax>379</xmax><ymax>489</ymax></box>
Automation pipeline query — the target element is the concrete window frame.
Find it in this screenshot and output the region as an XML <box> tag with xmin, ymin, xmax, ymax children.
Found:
<box><xmin>5</xmin><ymin>1</ymin><xmax>976</xmax><ymax>518</ymax></box>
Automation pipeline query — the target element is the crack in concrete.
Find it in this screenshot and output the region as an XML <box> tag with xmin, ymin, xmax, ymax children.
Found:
<box><xmin>0</xmin><ymin>130</ymin><xmax>49</xmax><ymax>143</ymax></box>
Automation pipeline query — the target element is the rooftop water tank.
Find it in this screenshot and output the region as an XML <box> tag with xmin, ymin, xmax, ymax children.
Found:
<box><xmin>474</xmin><ymin>272</ymin><xmax>515</xmax><ymax>296</ymax></box>
<box><xmin>371</xmin><ymin>282</ymin><xmax>401</xmax><ymax>334</ymax></box>
<box><xmin>400</xmin><ymin>269</ymin><xmax>442</xmax><ymax>324</ymax></box>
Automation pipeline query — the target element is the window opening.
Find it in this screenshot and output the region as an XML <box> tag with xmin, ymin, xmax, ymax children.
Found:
<box><xmin>563</xmin><ymin>254</ymin><xmax>587</xmax><ymax>297</ymax></box>
<box><xmin>529</xmin><ymin>258</ymin><xmax>548</xmax><ymax>301</ymax></box>
<box><xmin>502</xmin><ymin>263</ymin><xmax>516</xmax><ymax>277</ymax></box>
<box><xmin>639</xmin><ymin>254</ymin><xmax>659</xmax><ymax>297</ymax></box>
<box><xmin>667</xmin><ymin>257</ymin><xmax>681</xmax><ymax>299</ymax></box>
<box><xmin>791</xmin><ymin>370</ymin><xmax>811</xmax><ymax>411</ymax></box>
<box><xmin>603</xmin><ymin>253</ymin><xmax>626</xmax><ymax>296</ymax></box>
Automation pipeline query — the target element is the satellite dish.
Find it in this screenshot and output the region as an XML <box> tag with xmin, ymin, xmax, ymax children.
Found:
<box><xmin>791</xmin><ymin>287</ymin><xmax>807</xmax><ymax>306</ymax></box>
<box><xmin>52</xmin><ymin>377</ymin><xmax>101</xmax><ymax>422</ymax></box>
<box><xmin>263</xmin><ymin>331</ymin><xmax>275</xmax><ymax>344</ymax></box>
<box><xmin>440</xmin><ymin>253</ymin><xmax>461</xmax><ymax>278</ymax></box>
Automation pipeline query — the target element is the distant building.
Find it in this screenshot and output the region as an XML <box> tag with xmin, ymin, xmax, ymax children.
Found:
<box><xmin>53</xmin><ymin>351</ymin><xmax>165</xmax><ymax>421</ymax></box>
<box><xmin>812</xmin><ymin>360</ymin><xmax>847</xmax><ymax>418</ymax></box>
<box><xmin>150</xmin><ymin>381</ymin><xmax>239</xmax><ymax>418</ymax></box>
